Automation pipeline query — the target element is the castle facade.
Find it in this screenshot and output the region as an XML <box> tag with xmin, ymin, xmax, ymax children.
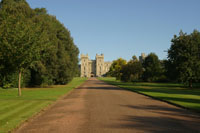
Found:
<box><xmin>139</xmin><ymin>53</ymin><xmax>146</xmax><ymax>63</ymax></box>
<box><xmin>80</xmin><ymin>54</ymin><xmax>112</xmax><ymax>77</ymax></box>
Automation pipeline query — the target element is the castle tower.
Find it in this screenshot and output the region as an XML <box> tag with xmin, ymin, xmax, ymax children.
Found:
<box><xmin>81</xmin><ymin>54</ymin><xmax>90</xmax><ymax>77</ymax></box>
<box><xmin>80</xmin><ymin>53</ymin><xmax>112</xmax><ymax>77</ymax></box>
<box><xmin>139</xmin><ymin>53</ymin><xmax>146</xmax><ymax>63</ymax></box>
<box><xmin>96</xmin><ymin>54</ymin><xmax>104</xmax><ymax>77</ymax></box>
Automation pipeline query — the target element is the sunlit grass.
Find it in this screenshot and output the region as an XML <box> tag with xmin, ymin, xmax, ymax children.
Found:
<box><xmin>99</xmin><ymin>77</ymin><xmax>200</xmax><ymax>112</ymax></box>
<box><xmin>0</xmin><ymin>77</ymin><xmax>87</xmax><ymax>133</ymax></box>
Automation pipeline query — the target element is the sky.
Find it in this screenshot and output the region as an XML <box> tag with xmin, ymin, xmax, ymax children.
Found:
<box><xmin>25</xmin><ymin>0</ymin><xmax>200</xmax><ymax>61</ymax></box>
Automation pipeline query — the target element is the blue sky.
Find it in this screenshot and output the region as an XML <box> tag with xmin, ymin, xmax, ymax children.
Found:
<box><xmin>26</xmin><ymin>0</ymin><xmax>200</xmax><ymax>61</ymax></box>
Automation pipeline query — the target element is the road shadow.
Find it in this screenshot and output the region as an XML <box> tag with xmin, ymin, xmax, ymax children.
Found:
<box><xmin>77</xmin><ymin>86</ymin><xmax>125</xmax><ymax>90</ymax></box>
<box><xmin>121</xmin><ymin>104</ymin><xmax>200</xmax><ymax>118</ymax></box>
<box><xmin>109</xmin><ymin>115</ymin><xmax>200</xmax><ymax>133</ymax></box>
<box><xmin>76</xmin><ymin>79</ymin><xmax>127</xmax><ymax>90</ymax></box>
<box><xmin>106</xmin><ymin>104</ymin><xmax>200</xmax><ymax>133</ymax></box>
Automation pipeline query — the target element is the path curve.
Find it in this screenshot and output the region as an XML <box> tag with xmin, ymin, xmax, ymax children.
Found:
<box><xmin>15</xmin><ymin>78</ymin><xmax>200</xmax><ymax>133</ymax></box>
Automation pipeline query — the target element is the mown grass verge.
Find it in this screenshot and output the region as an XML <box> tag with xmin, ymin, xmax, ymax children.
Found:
<box><xmin>99</xmin><ymin>77</ymin><xmax>200</xmax><ymax>113</ymax></box>
<box><xmin>0</xmin><ymin>77</ymin><xmax>87</xmax><ymax>133</ymax></box>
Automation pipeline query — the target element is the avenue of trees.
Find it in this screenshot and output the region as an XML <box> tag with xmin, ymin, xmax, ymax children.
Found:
<box><xmin>108</xmin><ymin>30</ymin><xmax>200</xmax><ymax>88</ymax></box>
<box><xmin>0</xmin><ymin>0</ymin><xmax>79</xmax><ymax>95</ymax></box>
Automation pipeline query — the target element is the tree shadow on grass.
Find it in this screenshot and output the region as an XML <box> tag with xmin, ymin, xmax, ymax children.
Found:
<box><xmin>130</xmin><ymin>87</ymin><xmax>200</xmax><ymax>97</ymax></box>
<box><xmin>102</xmin><ymin>80</ymin><xmax>200</xmax><ymax>97</ymax></box>
<box><xmin>103</xmin><ymin>79</ymin><xmax>200</xmax><ymax>90</ymax></box>
<box><xmin>101</xmin><ymin>79</ymin><xmax>200</xmax><ymax>112</ymax></box>
<box><xmin>102</xmin><ymin>80</ymin><xmax>182</xmax><ymax>87</ymax></box>
<box><xmin>156</xmin><ymin>96</ymin><xmax>200</xmax><ymax>108</ymax></box>
<box><xmin>84</xmin><ymin>79</ymin><xmax>200</xmax><ymax>97</ymax></box>
<box><xmin>159</xmin><ymin>96</ymin><xmax>200</xmax><ymax>104</ymax></box>
<box><xmin>133</xmin><ymin>82</ymin><xmax>185</xmax><ymax>88</ymax></box>
<box><xmin>131</xmin><ymin>86</ymin><xmax>199</xmax><ymax>96</ymax></box>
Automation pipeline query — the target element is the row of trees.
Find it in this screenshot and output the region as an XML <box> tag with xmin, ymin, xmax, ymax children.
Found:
<box><xmin>0</xmin><ymin>0</ymin><xmax>79</xmax><ymax>95</ymax></box>
<box><xmin>107</xmin><ymin>30</ymin><xmax>200</xmax><ymax>88</ymax></box>
<box><xmin>107</xmin><ymin>53</ymin><xmax>163</xmax><ymax>82</ymax></box>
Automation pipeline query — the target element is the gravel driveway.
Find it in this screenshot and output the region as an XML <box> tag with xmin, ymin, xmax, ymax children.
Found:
<box><xmin>15</xmin><ymin>78</ymin><xmax>200</xmax><ymax>133</ymax></box>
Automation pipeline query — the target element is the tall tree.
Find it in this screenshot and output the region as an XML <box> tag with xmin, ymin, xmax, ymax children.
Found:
<box><xmin>121</xmin><ymin>56</ymin><xmax>143</xmax><ymax>82</ymax></box>
<box><xmin>168</xmin><ymin>30</ymin><xmax>200</xmax><ymax>87</ymax></box>
<box><xmin>28</xmin><ymin>8</ymin><xmax>79</xmax><ymax>86</ymax></box>
<box><xmin>163</xmin><ymin>59</ymin><xmax>178</xmax><ymax>82</ymax></box>
<box><xmin>108</xmin><ymin>58</ymin><xmax>127</xmax><ymax>80</ymax></box>
<box><xmin>142</xmin><ymin>53</ymin><xmax>162</xmax><ymax>82</ymax></box>
<box><xmin>0</xmin><ymin>0</ymin><xmax>49</xmax><ymax>95</ymax></box>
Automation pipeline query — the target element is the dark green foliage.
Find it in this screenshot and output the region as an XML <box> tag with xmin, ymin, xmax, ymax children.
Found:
<box><xmin>0</xmin><ymin>72</ymin><xmax>18</xmax><ymax>88</ymax></box>
<box><xmin>142</xmin><ymin>53</ymin><xmax>163</xmax><ymax>82</ymax></box>
<box><xmin>107</xmin><ymin>29</ymin><xmax>200</xmax><ymax>86</ymax></box>
<box><xmin>163</xmin><ymin>59</ymin><xmax>178</xmax><ymax>82</ymax></box>
<box><xmin>0</xmin><ymin>0</ymin><xmax>48</xmax><ymax>91</ymax></box>
<box><xmin>0</xmin><ymin>0</ymin><xmax>79</xmax><ymax>88</ymax></box>
<box><xmin>0</xmin><ymin>68</ymin><xmax>31</xmax><ymax>89</ymax></box>
<box><xmin>29</xmin><ymin>10</ymin><xmax>79</xmax><ymax>86</ymax></box>
<box><xmin>168</xmin><ymin>30</ymin><xmax>200</xmax><ymax>87</ymax></box>
<box><xmin>121</xmin><ymin>56</ymin><xmax>143</xmax><ymax>82</ymax></box>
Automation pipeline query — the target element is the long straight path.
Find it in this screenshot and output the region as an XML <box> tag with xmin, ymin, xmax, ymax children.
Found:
<box><xmin>16</xmin><ymin>78</ymin><xmax>200</xmax><ymax>133</ymax></box>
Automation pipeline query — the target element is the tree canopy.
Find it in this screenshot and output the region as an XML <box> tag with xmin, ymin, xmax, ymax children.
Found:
<box><xmin>142</xmin><ymin>53</ymin><xmax>162</xmax><ymax>82</ymax></box>
<box><xmin>108</xmin><ymin>58</ymin><xmax>127</xmax><ymax>80</ymax></box>
<box><xmin>29</xmin><ymin>9</ymin><xmax>79</xmax><ymax>86</ymax></box>
<box><xmin>107</xmin><ymin>29</ymin><xmax>200</xmax><ymax>88</ymax></box>
<box><xmin>0</xmin><ymin>0</ymin><xmax>50</xmax><ymax>95</ymax></box>
<box><xmin>168</xmin><ymin>30</ymin><xmax>200</xmax><ymax>87</ymax></box>
<box><xmin>120</xmin><ymin>56</ymin><xmax>143</xmax><ymax>82</ymax></box>
<box><xmin>0</xmin><ymin>0</ymin><xmax>79</xmax><ymax>95</ymax></box>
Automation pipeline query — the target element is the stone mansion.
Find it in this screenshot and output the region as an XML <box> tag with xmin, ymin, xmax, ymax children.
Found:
<box><xmin>80</xmin><ymin>54</ymin><xmax>112</xmax><ymax>77</ymax></box>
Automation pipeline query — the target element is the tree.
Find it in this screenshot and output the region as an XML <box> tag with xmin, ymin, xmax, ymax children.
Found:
<box><xmin>142</xmin><ymin>53</ymin><xmax>162</xmax><ymax>82</ymax></box>
<box><xmin>163</xmin><ymin>59</ymin><xmax>178</xmax><ymax>82</ymax></box>
<box><xmin>108</xmin><ymin>58</ymin><xmax>127</xmax><ymax>80</ymax></box>
<box><xmin>0</xmin><ymin>0</ymin><xmax>49</xmax><ymax>95</ymax></box>
<box><xmin>168</xmin><ymin>30</ymin><xmax>200</xmax><ymax>87</ymax></box>
<box><xmin>28</xmin><ymin>8</ymin><xmax>79</xmax><ymax>86</ymax></box>
<box><xmin>121</xmin><ymin>56</ymin><xmax>143</xmax><ymax>82</ymax></box>
<box><xmin>0</xmin><ymin>1</ymin><xmax>79</xmax><ymax>90</ymax></box>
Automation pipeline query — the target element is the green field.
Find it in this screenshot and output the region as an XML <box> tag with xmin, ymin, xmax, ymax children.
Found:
<box><xmin>99</xmin><ymin>77</ymin><xmax>200</xmax><ymax>112</ymax></box>
<box><xmin>0</xmin><ymin>77</ymin><xmax>87</xmax><ymax>133</ymax></box>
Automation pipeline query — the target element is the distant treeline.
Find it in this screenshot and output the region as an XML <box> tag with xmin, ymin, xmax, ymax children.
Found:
<box><xmin>107</xmin><ymin>30</ymin><xmax>200</xmax><ymax>88</ymax></box>
<box><xmin>0</xmin><ymin>0</ymin><xmax>79</xmax><ymax>89</ymax></box>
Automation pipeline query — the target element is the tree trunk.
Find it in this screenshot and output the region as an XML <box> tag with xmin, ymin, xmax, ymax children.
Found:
<box><xmin>18</xmin><ymin>70</ymin><xmax>21</xmax><ymax>96</ymax></box>
<box><xmin>189</xmin><ymin>79</ymin><xmax>193</xmax><ymax>88</ymax></box>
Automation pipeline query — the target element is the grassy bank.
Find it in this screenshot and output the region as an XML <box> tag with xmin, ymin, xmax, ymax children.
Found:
<box><xmin>0</xmin><ymin>77</ymin><xmax>87</xmax><ymax>133</ymax></box>
<box><xmin>99</xmin><ymin>77</ymin><xmax>200</xmax><ymax>112</ymax></box>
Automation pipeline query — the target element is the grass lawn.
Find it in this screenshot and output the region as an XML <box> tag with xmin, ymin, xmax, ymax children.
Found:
<box><xmin>99</xmin><ymin>77</ymin><xmax>200</xmax><ymax>112</ymax></box>
<box><xmin>0</xmin><ymin>77</ymin><xmax>87</xmax><ymax>133</ymax></box>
